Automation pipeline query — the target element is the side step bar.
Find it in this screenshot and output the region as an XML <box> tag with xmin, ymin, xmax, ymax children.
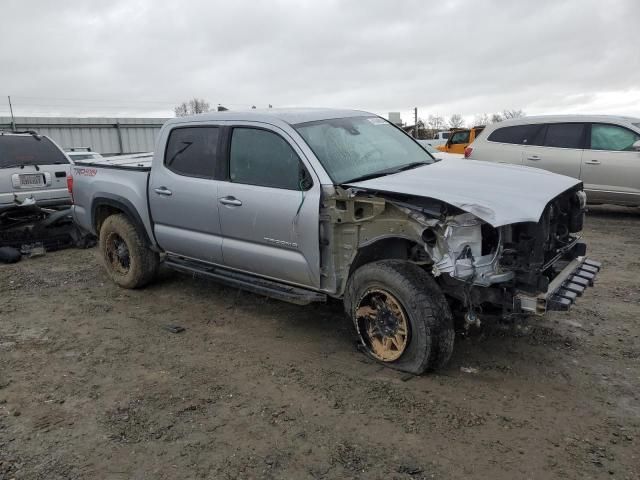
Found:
<box><xmin>164</xmin><ymin>256</ymin><xmax>327</xmax><ymax>306</ymax></box>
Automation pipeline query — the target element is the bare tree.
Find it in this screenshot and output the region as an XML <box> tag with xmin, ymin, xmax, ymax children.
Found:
<box><xmin>448</xmin><ymin>114</ymin><xmax>465</xmax><ymax>129</ymax></box>
<box><xmin>502</xmin><ymin>109</ymin><xmax>525</xmax><ymax>119</ymax></box>
<box><xmin>490</xmin><ymin>113</ymin><xmax>504</xmax><ymax>123</ymax></box>
<box><xmin>474</xmin><ymin>113</ymin><xmax>490</xmax><ymax>126</ymax></box>
<box><xmin>427</xmin><ymin>114</ymin><xmax>446</xmax><ymax>131</ymax></box>
<box><xmin>174</xmin><ymin>102</ymin><xmax>189</xmax><ymax>117</ymax></box>
<box><xmin>174</xmin><ymin>98</ymin><xmax>211</xmax><ymax>117</ymax></box>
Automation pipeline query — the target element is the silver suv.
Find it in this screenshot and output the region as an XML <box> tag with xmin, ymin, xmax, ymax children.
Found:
<box><xmin>466</xmin><ymin>115</ymin><xmax>640</xmax><ymax>207</ymax></box>
<box><xmin>0</xmin><ymin>131</ymin><xmax>72</xmax><ymax>211</ymax></box>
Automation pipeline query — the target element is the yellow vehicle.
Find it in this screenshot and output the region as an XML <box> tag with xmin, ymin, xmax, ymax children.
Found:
<box><xmin>437</xmin><ymin>126</ymin><xmax>485</xmax><ymax>154</ymax></box>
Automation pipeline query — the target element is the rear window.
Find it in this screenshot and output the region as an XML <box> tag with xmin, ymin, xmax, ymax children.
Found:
<box><xmin>164</xmin><ymin>127</ymin><xmax>219</xmax><ymax>178</ymax></box>
<box><xmin>487</xmin><ymin>125</ymin><xmax>542</xmax><ymax>144</ymax></box>
<box><xmin>543</xmin><ymin>123</ymin><xmax>585</xmax><ymax>149</ymax></box>
<box><xmin>0</xmin><ymin>135</ymin><xmax>69</xmax><ymax>168</ymax></box>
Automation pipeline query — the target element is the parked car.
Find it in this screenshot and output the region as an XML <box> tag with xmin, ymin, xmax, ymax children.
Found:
<box><xmin>466</xmin><ymin>115</ymin><xmax>640</xmax><ymax>206</ymax></box>
<box><xmin>1</xmin><ymin>131</ymin><xmax>72</xmax><ymax>211</ymax></box>
<box><xmin>437</xmin><ymin>126</ymin><xmax>485</xmax><ymax>155</ymax></box>
<box><xmin>422</xmin><ymin>130</ymin><xmax>450</xmax><ymax>147</ymax></box>
<box><xmin>70</xmin><ymin>108</ymin><xmax>598</xmax><ymax>374</ymax></box>
<box><xmin>417</xmin><ymin>141</ymin><xmax>463</xmax><ymax>160</ymax></box>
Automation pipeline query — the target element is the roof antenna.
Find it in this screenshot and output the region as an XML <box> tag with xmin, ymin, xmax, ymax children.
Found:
<box><xmin>7</xmin><ymin>96</ymin><xmax>16</xmax><ymax>132</ymax></box>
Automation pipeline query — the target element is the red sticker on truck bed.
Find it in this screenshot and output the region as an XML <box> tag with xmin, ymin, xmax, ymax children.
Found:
<box><xmin>73</xmin><ymin>167</ymin><xmax>97</xmax><ymax>176</ymax></box>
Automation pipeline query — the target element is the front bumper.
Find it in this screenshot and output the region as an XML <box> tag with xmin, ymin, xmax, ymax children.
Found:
<box><xmin>514</xmin><ymin>257</ymin><xmax>601</xmax><ymax>315</ymax></box>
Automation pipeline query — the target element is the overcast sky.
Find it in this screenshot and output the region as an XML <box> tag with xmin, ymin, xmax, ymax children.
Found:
<box><xmin>2</xmin><ymin>0</ymin><xmax>639</xmax><ymax>124</ymax></box>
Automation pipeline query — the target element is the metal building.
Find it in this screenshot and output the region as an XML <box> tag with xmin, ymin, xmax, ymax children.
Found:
<box><xmin>0</xmin><ymin>116</ymin><xmax>168</xmax><ymax>155</ymax></box>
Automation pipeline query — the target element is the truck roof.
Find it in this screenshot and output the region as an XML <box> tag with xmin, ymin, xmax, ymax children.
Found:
<box><xmin>164</xmin><ymin>108</ymin><xmax>373</xmax><ymax>127</ymax></box>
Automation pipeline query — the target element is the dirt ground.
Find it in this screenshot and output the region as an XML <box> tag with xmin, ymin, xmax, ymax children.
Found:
<box><xmin>0</xmin><ymin>205</ymin><xmax>638</xmax><ymax>480</ymax></box>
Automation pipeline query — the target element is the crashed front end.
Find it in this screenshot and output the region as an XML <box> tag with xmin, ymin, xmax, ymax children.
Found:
<box><xmin>323</xmin><ymin>184</ymin><xmax>599</xmax><ymax>318</ymax></box>
<box><xmin>409</xmin><ymin>187</ymin><xmax>599</xmax><ymax>315</ymax></box>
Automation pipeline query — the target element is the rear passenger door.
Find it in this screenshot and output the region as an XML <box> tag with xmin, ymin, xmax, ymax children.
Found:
<box><xmin>521</xmin><ymin>123</ymin><xmax>586</xmax><ymax>179</ymax></box>
<box><xmin>217</xmin><ymin>124</ymin><xmax>321</xmax><ymax>288</ymax></box>
<box><xmin>580</xmin><ymin>123</ymin><xmax>640</xmax><ymax>205</ymax></box>
<box><xmin>149</xmin><ymin>125</ymin><xmax>224</xmax><ymax>264</ymax></box>
<box><xmin>482</xmin><ymin>124</ymin><xmax>540</xmax><ymax>165</ymax></box>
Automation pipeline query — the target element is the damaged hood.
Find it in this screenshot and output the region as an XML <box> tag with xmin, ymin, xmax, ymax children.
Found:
<box><xmin>344</xmin><ymin>159</ymin><xmax>581</xmax><ymax>227</ymax></box>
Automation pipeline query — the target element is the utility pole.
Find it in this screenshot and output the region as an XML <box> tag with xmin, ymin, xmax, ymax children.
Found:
<box><xmin>414</xmin><ymin>107</ymin><xmax>418</xmax><ymax>138</ymax></box>
<box><xmin>8</xmin><ymin>96</ymin><xmax>16</xmax><ymax>131</ymax></box>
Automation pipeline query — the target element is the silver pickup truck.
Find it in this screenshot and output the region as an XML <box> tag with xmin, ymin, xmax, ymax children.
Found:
<box><xmin>71</xmin><ymin>108</ymin><xmax>599</xmax><ymax>374</ymax></box>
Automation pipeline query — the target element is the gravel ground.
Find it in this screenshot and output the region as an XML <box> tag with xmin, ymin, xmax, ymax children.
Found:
<box><xmin>0</xmin><ymin>205</ymin><xmax>638</xmax><ymax>479</ymax></box>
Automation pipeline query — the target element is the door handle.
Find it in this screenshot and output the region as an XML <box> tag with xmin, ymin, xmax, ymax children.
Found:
<box><xmin>584</xmin><ymin>160</ymin><xmax>601</xmax><ymax>165</ymax></box>
<box><xmin>154</xmin><ymin>186</ymin><xmax>172</xmax><ymax>196</ymax></box>
<box><xmin>527</xmin><ymin>155</ymin><xmax>541</xmax><ymax>161</ymax></box>
<box><xmin>219</xmin><ymin>196</ymin><xmax>242</xmax><ymax>206</ymax></box>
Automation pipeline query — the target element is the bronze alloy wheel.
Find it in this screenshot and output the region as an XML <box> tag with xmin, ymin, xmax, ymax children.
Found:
<box><xmin>104</xmin><ymin>232</ymin><xmax>131</xmax><ymax>275</ymax></box>
<box><xmin>355</xmin><ymin>288</ymin><xmax>410</xmax><ymax>362</ymax></box>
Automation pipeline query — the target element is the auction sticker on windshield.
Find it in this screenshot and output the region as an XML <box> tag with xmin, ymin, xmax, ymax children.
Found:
<box><xmin>367</xmin><ymin>117</ymin><xmax>387</xmax><ymax>125</ymax></box>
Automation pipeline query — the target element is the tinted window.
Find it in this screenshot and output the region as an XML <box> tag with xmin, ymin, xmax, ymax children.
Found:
<box><xmin>487</xmin><ymin>125</ymin><xmax>542</xmax><ymax>144</ymax></box>
<box><xmin>543</xmin><ymin>123</ymin><xmax>585</xmax><ymax>149</ymax></box>
<box><xmin>590</xmin><ymin>124</ymin><xmax>640</xmax><ymax>151</ymax></box>
<box><xmin>230</xmin><ymin>128</ymin><xmax>310</xmax><ymax>190</ymax></box>
<box><xmin>449</xmin><ymin>131</ymin><xmax>470</xmax><ymax>144</ymax></box>
<box><xmin>0</xmin><ymin>135</ymin><xmax>69</xmax><ymax>168</ymax></box>
<box><xmin>442</xmin><ymin>132</ymin><xmax>449</xmax><ymax>139</ymax></box>
<box><xmin>164</xmin><ymin>127</ymin><xmax>218</xmax><ymax>178</ymax></box>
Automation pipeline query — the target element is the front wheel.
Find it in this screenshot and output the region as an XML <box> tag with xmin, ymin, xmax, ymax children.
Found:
<box><xmin>344</xmin><ymin>260</ymin><xmax>454</xmax><ymax>374</ymax></box>
<box><xmin>99</xmin><ymin>213</ymin><xmax>159</xmax><ymax>289</ymax></box>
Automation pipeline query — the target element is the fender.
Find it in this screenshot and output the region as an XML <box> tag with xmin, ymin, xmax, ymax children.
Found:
<box><xmin>90</xmin><ymin>194</ymin><xmax>157</xmax><ymax>249</ymax></box>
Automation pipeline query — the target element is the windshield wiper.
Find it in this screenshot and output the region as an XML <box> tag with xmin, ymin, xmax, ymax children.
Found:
<box><xmin>389</xmin><ymin>161</ymin><xmax>430</xmax><ymax>173</ymax></box>
<box><xmin>0</xmin><ymin>163</ymin><xmax>40</xmax><ymax>170</ymax></box>
<box><xmin>342</xmin><ymin>161</ymin><xmax>430</xmax><ymax>184</ymax></box>
<box><xmin>342</xmin><ymin>170</ymin><xmax>392</xmax><ymax>183</ymax></box>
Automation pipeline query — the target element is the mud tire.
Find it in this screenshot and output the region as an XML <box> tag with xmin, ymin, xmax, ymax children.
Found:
<box><xmin>99</xmin><ymin>213</ymin><xmax>158</xmax><ymax>289</ymax></box>
<box><xmin>344</xmin><ymin>260</ymin><xmax>454</xmax><ymax>374</ymax></box>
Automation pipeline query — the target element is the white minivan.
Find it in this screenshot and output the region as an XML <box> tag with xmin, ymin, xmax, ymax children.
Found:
<box><xmin>466</xmin><ymin>115</ymin><xmax>640</xmax><ymax>206</ymax></box>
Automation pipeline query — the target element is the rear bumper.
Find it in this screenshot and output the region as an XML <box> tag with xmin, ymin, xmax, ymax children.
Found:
<box><xmin>514</xmin><ymin>257</ymin><xmax>601</xmax><ymax>314</ymax></box>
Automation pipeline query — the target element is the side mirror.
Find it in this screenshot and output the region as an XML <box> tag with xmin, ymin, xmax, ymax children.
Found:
<box><xmin>633</xmin><ymin>140</ymin><xmax>640</xmax><ymax>151</ymax></box>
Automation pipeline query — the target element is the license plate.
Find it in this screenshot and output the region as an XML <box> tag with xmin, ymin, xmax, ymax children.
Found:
<box><xmin>19</xmin><ymin>174</ymin><xmax>45</xmax><ymax>186</ymax></box>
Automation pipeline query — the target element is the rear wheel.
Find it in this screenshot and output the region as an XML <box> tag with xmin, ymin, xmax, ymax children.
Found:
<box><xmin>344</xmin><ymin>260</ymin><xmax>454</xmax><ymax>374</ymax></box>
<box><xmin>99</xmin><ymin>213</ymin><xmax>158</xmax><ymax>289</ymax></box>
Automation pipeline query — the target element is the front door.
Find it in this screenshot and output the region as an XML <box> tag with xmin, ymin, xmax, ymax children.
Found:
<box><xmin>148</xmin><ymin>125</ymin><xmax>224</xmax><ymax>263</ymax></box>
<box><xmin>581</xmin><ymin>123</ymin><xmax>640</xmax><ymax>205</ymax></box>
<box><xmin>217</xmin><ymin>125</ymin><xmax>320</xmax><ymax>288</ymax></box>
<box><xmin>441</xmin><ymin>129</ymin><xmax>470</xmax><ymax>154</ymax></box>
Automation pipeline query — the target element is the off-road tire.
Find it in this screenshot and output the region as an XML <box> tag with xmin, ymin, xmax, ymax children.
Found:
<box><xmin>99</xmin><ymin>213</ymin><xmax>159</xmax><ymax>289</ymax></box>
<box><xmin>344</xmin><ymin>260</ymin><xmax>454</xmax><ymax>374</ymax></box>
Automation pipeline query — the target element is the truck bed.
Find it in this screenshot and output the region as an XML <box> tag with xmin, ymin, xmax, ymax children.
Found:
<box><xmin>74</xmin><ymin>153</ymin><xmax>153</xmax><ymax>171</ymax></box>
<box><xmin>71</xmin><ymin>153</ymin><xmax>154</xmax><ymax>241</ymax></box>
